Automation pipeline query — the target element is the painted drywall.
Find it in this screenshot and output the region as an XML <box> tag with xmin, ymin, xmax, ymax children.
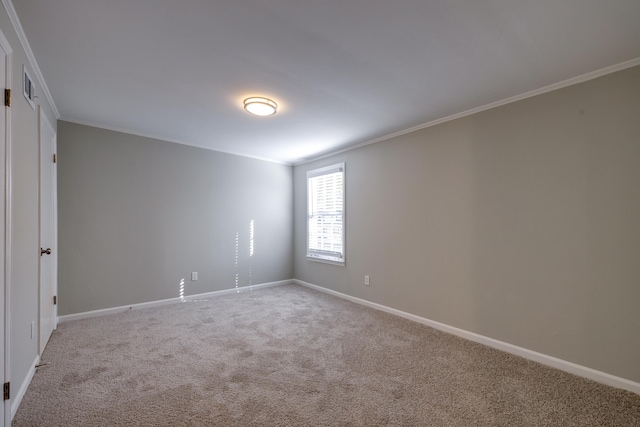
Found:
<box><xmin>1</xmin><ymin>3</ymin><xmax>58</xmax><ymax>410</ymax></box>
<box><xmin>57</xmin><ymin>121</ymin><xmax>293</xmax><ymax>315</ymax></box>
<box><xmin>293</xmin><ymin>65</ymin><xmax>640</xmax><ymax>384</ymax></box>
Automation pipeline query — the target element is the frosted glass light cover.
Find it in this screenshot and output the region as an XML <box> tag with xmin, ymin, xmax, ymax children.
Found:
<box><xmin>244</xmin><ymin>97</ymin><xmax>277</xmax><ymax>116</ymax></box>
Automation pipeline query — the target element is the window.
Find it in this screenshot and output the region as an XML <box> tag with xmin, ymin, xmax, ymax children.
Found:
<box><xmin>307</xmin><ymin>163</ymin><xmax>345</xmax><ymax>265</ymax></box>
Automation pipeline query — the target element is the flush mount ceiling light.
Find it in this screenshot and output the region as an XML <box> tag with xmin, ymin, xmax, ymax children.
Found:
<box><xmin>243</xmin><ymin>97</ymin><xmax>277</xmax><ymax>116</ymax></box>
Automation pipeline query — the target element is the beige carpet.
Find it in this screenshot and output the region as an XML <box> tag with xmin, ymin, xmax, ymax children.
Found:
<box><xmin>13</xmin><ymin>284</ymin><xmax>640</xmax><ymax>426</ymax></box>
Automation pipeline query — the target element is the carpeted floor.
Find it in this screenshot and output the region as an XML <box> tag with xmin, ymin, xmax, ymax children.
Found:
<box><xmin>13</xmin><ymin>284</ymin><xmax>640</xmax><ymax>426</ymax></box>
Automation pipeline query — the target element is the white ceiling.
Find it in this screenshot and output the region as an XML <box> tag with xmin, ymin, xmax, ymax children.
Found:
<box><xmin>11</xmin><ymin>0</ymin><xmax>640</xmax><ymax>164</ymax></box>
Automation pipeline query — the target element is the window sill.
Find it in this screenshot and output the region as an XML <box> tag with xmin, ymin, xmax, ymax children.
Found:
<box><xmin>306</xmin><ymin>256</ymin><xmax>345</xmax><ymax>266</ymax></box>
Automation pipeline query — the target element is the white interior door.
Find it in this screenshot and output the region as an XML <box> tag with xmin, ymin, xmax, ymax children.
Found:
<box><xmin>38</xmin><ymin>108</ymin><xmax>56</xmax><ymax>355</ymax></box>
<box><xmin>0</xmin><ymin>27</ymin><xmax>11</xmax><ymax>427</ymax></box>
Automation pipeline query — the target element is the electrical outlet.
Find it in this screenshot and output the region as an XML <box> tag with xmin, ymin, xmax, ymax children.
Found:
<box><xmin>191</xmin><ymin>272</ymin><xmax>198</xmax><ymax>281</ymax></box>
<box><xmin>364</xmin><ymin>275</ymin><xmax>370</xmax><ymax>286</ymax></box>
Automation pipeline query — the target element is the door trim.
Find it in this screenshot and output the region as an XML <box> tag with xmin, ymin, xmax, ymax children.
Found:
<box><xmin>0</xmin><ymin>25</ymin><xmax>13</xmax><ymax>427</ymax></box>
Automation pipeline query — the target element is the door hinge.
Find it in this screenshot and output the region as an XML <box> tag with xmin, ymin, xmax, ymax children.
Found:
<box><xmin>53</xmin><ymin>295</ymin><xmax>57</xmax><ymax>305</ymax></box>
<box><xmin>53</xmin><ymin>153</ymin><xmax>57</xmax><ymax>163</ymax></box>
<box><xmin>3</xmin><ymin>382</ymin><xmax>9</xmax><ymax>400</ymax></box>
<box><xmin>4</xmin><ymin>89</ymin><xmax>10</xmax><ymax>107</ymax></box>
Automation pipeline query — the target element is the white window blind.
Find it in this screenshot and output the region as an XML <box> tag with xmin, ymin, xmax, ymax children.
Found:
<box><xmin>307</xmin><ymin>163</ymin><xmax>345</xmax><ymax>264</ymax></box>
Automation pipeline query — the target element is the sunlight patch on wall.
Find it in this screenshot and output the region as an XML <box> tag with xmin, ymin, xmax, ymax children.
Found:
<box><xmin>179</xmin><ymin>278</ymin><xmax>185</xmax><ymax>302</ymax></box>
<box><xmin>235</xmin><ymin>231</ymin><xmax>240</xmax><ymax>292</ymax></box>
<box><xmin>233</xmin><ymin>220</ymin><xmax>256</xmax><ymax>291</ymax></box>
<box><xmin>249</xmin><ymin>220</ymin><xmax>254</xmax><ymax>286</ymax></box>
<box><xmin>249</xmin><ymin>219</ymin><xmax>255</xmax><ymax>257</ymax></box>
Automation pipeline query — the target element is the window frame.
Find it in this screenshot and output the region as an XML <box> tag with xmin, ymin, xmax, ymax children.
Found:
<box><xmin>306</xmin><ymin>162</ymin><xmax>345</xmax><ymax>266</ymax></box>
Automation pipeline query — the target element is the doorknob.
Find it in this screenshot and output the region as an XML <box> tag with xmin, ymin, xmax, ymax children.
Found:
<box><xmin>40</xmin><ymin>248</ymin><xmax>52</xmax><ymax>256</ymax></box>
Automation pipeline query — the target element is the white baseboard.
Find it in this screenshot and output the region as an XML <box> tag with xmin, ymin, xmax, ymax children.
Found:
<box><xmin>11</xmin><ymin>354</ymin><xmax>39</xmax><ymax>420</ymax></box>
<box><xmin>58</xmin><ymin>280</ymin><xmax>292</xmax><ymax>323</ymax></box>
<box><xmin>293</xmin><ymin>279</ymin><xmax>640</xmax><ymax>396</ymax></box>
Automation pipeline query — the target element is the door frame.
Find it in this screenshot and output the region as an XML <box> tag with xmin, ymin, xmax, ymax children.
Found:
<box><xmin>38</xmin><ymin>106</ymin><xmax>57</xmax><ymax>355</ymax></box>
<box><xmin>0</xmin><ymin>26</ymin><xmax>13</xmax><ymax>427</ymax></box>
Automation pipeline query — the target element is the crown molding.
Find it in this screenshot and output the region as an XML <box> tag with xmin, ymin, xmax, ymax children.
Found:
<box><xmin>296</xmin><ymin>57</ymin><xmax>640</xmax><ymax>166</ymax></box>
<box><xmin>2</xmin><ymin>0</ymin><xmax>60</xmax><ymax>118</ymax></box>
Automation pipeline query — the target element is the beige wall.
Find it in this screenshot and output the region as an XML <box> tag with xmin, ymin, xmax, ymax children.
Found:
<box><xmin>294</xmin><ymin>65</ymin><xmax>640</xmax><ymax>383</ymax></box>
<box><xmin>57</xmin><ymin>121</ymin><xmax>293</xmax><ymax>315</ymax></box>
<box><xmin>1</xmin><ymin>4</ymin><xmax>58</xmax><ymax>404</ymax></box>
